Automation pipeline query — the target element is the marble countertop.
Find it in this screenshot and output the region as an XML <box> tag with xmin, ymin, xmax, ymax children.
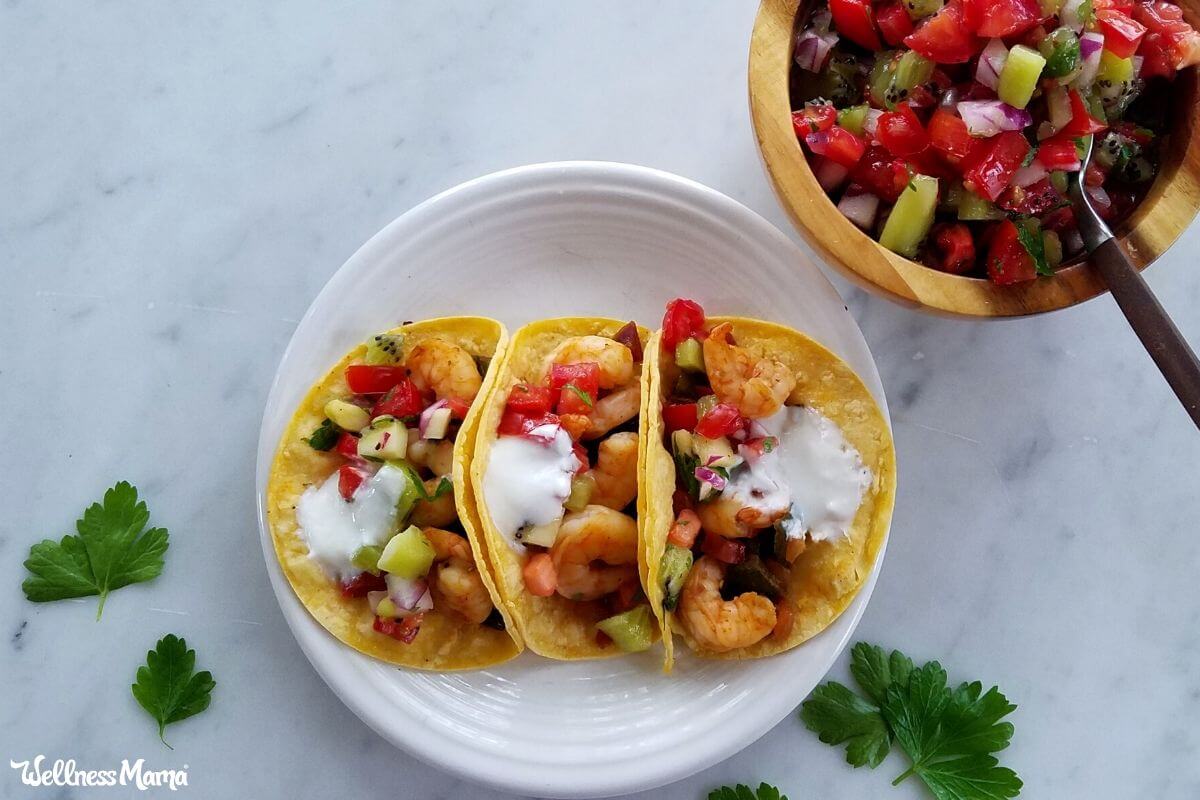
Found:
<box><xmin>3</xmin><ymin>1</ymin><xmax>1198</xmax><ymax>798</ymax></box>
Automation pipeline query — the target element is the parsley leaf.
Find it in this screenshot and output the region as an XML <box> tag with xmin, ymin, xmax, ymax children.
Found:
<box><xmin>708</xmin><ymin>783</ymin><xmax>788</xmax><ymax>800</ymax></box>
<box><xmin>800</xmin><ymin>681</ymin><xmax>891</xmax><ymax>768</ymax></box>
<box><xmin>1015</xmin><ymin>219</ymin><xmax>1053</xmax><ymax>276</ymax></box>
<box><xmin>22</xmin><ymin>482</ymin><xmax>169</xmax><ymax>619</ymax></box>
<box><xmin>674</xmin><ymin>450</ymin><xmax>700</xmax><ymax>500</ymax></box>
<box><xmin>306</xmin><ymin>419</ymin><xmax>339</xmax><ymax>450</ymax></box>
<box><xmin>563</xmin><ymin>382</ymin><xmax>595</xmax><ymax>408</ymax></box>
<box><xmin>132</xmin><ymin>634</ymin><xmax>216</xmax><ymax>748</ymax></box>
<box><xmin>802</xmin><ymin>643</ymin><xmax>1022</xmax><ymax>800</ymax></box>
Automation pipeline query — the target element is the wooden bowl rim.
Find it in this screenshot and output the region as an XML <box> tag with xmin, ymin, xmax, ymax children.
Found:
<box><xmin>749</xmin><ymin>0</ymin><xmax>1200</xmax><ymax>317</ymax></box>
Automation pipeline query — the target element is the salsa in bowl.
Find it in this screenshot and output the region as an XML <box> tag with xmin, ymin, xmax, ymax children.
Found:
<box><xmin>749</xmin><ymin>0</ymin><xmax>1200</xmax><ymax>315</ymax></box>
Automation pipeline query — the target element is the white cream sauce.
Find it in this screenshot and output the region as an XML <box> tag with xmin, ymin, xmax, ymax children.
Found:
<box><xmin>734</xmin><ymin>405</ymin><xmax>871</xmax><ymax>542</ymax></box>
<box><xmin>482</xmin><ymin>424</ymin><xmax>580</xmax><ymax>552</ymax></box>
<box><xmin>296</xmin><ymin>463</ymin><xmax>409</xmax><ymax>581</ymax></box>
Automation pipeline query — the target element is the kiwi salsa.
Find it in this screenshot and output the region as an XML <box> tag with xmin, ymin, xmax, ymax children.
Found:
<box><xmin>791</xmin><ymin>0</ymin><xmax>1200</xmax><ymax>284</ymax></box>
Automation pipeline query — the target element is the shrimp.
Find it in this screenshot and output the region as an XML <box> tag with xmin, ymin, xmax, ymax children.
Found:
<box><xmin>407</xmin><ymin>338</ymin><xmax>483</xmax><ymax>402</ymax></box>
<box><xmin>550</xmin><ymin>505</ymin><xmax>639</xmax><ymax>601</ymax></box>
<box><xmin>581</xmin><ymin>384</ymin><xmax>640</xmax><ymax>440</ymax></box>
<box><xmin>697</xmin><ymin>492</ymin><xmax>789</xmax><ymax>538</ymax></box>
<box><xmin>407</xmin><ymin>438</ymin><xmax>454</xmax><ymax>477</ymax></box>
<box><xmin>424</xmin><ymin>528</ymin><xmax>493</xmax><ymax>624</ymax></box>
<box><xmin>589</xmin><ymin>432</ymin><xmax>639</xmax><ymax>511</ymax></box>
<box><xmin>702</xmin><ymin>323</ymin><xmax>796</xmax><ymax>419</ymax></box>
<box><xmin>411</xmin><ymin>478</ymin><xmax>457</xmax><ymax>527</ymax></box>
<box><xmin>677</xmin><ymin>556</ymin><xmax>776</xmax><ymax>653</ymax></box>
<box><xmin>543</xmin><ymin>336</ymin><xmax>634</xmax><ymax>390</ymax></box>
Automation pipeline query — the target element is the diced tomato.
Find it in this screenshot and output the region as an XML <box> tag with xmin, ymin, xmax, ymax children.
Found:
<box><xmin>805</xmin><ymin>125</ymin><xmax>867</xmax><ymax>169</ymax></box>
<box><xmin>550</xmin><ymin>362</ymin><xmax>600</xmax><ymax>415</ymax></box>
<box><xmin>986</xmin><ymin>219</ymin><xmax>1038</xmax><ymax>285</ymax></box>
<box><xmin>877</xmin><ymin>104</ymin><xmax>931</xmax><ymax>158</ymax></box>
<box><xmin>506</xmin><ymin>384</ymin><xmax>554</xmax><ymax>415</ymax></box>
<box><xmin>875</xmin><ymin>2</ymin><xmax>914</xmax><ymax>46</ymax></box>
<box><xmin>694</xmin><ymin>403</ymin><xmax>744</xmax><ymax>440</ymax></box>
<box><xmin>498</xmin><ymin>409</ymin><xmax>561</xmax><ymax>437</ymax></box>
<box><xmin>663</xmin><ymin>402</ymin><xmax>698</xmax><ymax>434</ymax></box>
<box><xmin>1040</xmin><ymin>205</ymin><xmax>1076</xmax><ymax>232</ymax></box>
<box><xmin>373</xmin><ymin>614</ymin><xmax>423</xmax><ymax>643</ymax></box>
<box><xmin>905</xmin><ymin>1</ymin><xmax>981</xmax><ymax>64</ymax></box>
<box><xmin>1061</xmin><ymin>89</ymin><xmax>1108</xmax><ymax>137</ymax></box>
<box><xmin>1036</xmin><ymin>136</ymin><xmax>1082</xmax><ymax>171</ymax></box>
<box><xmin>1097</xmin><ymin>10</ymin><xmax>1147</xmax><ymax>57</ymax></box>
<box><xmin>962</xmin><ymin>130</ymin><xmax>1031</xmax><ymax>201</ymax></box>
<box><xmin>927</xmin><ymin>109</ymin><xmax>975</xmax><ymax>166</ymax></box>
<box><xmin>1096</xmin><ymin>0</ymin><xmax>1135</xmax><ymax>13</ymax></box>
<box><xmin>572</xmin><ymin>442</ymin><xmax>589</xmax><ymax>475</ymax></box>
<box><xmin>668</xmin><ymin>509</ymin><xmax>703</xmax><ymax>548</ymax></box>
<box><xmin>1019</xmin><ymin>24</ymin><xmax>1050</xmax><ymax>48</ymax></box>
<box><xmin>741</xmin><ymin>436</ymin><xmax>779</xmax><ymax>458</ymax></box>
<box><xmin>700</xmin><ymin>532</ymin><xmax>747</xmax><ymax>565</ymax></box>
<box><xmin>341</xmin><ymin>571</ymin><xmax>387</xmax><ymax>598</ymax></box>
<box><xmin>792</xmin><ymin>104</ymin><xmax>837</xmax><ymax>138</ymax></box>
<box><xmin>830</xmin><ymin>0</ymin><xmax>883</xmax><ymax>50</ymax></box>
<box><xmin>523</xmin><ymin>553</ymin><xmax>558</xmax><ymax>596</ymax></box>
<box><xmin>1112</xmin><ymin>121</ymin><xmax>1155</xmax><ymax>145</ymax></box>
<box><xmin>334</xmin><ymin>432</ymin><xmax>360</xmax><ymax>458</ymax></box>
<box><xmin>345</xmin><ymin>365</ymin><xmax>407</xmax><ymax>395</ymax></box>
<box><xmin>967</xmin><ymin>0</ymin><xmax>1042</xmax><ymax>36</ymax></box>
<box><xmin>337</xmin><ymin>464</ymin><xmax>366</xmax><ymax>500</ymax></box>
<box><xmin>371</xmin><ymin>377</ymin><xmax>423</xmax><ymax>419</ymax></box>
<box><xmin>445</xmin><ymin>397</ymin><xmax>472</xmax><ymax>419</ymax></box>
<box><xmin>1134</xmin><ymin>1</ymin><xmax>1200</xmax><ymax>74</ymax></box>
<box><xmin>930</xmin><ymin>223</ymin><xmax>977</xmax><ymax>274</ymax></box>
<box><xmin>1085</xmin><ymin>161</ymin><xmax>1108</xmax><ymax>187</ymax></box>
<box><xmin>851</xmin><ymin>146</ymin><xmax>910</xmax><ymax>202</ymax></box>
<box><xmin>661</xmin><ymin>298</ymin><xmax>706</xmax><ymax>353</ymax></box>
<box><xmin>999</xmin><ymin>177</ymin><xmax>1065</xmax><ymax>216</ymax></box>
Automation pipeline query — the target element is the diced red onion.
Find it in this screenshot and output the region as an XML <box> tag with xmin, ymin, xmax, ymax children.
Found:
<box><xmin>694</xmin><ymin>466</ymin><xmax>727</xmax><ymax>491</ymax></box>
<box><xmin>813</xmin><ymin>156</ymin><xmax>849</xmax><ymax>191</ymax></box>
<box><xmin>418</xmin><ymin>399</ymin><xmax>450</xmax><ymax>438</ymax></box>
<box><xmin>975</xmin><ymin>39</ymin><xmax>1009</xmax><ymax>91</ymax></box>
<box><xmin>958</xmin><ymin>100</ymin><xmax>1033</xmax><ymax>137</ymax></box>
<box><xmin>794</xmin><ymin>29</ymin><xmax>838</xmax><ymax>72</ymax></box>
<box><xmin>864</xmin><ymin>108</ymin><xmax>883</xmax><ymax>137</ymax></box>
<box><xmin>386</xmin><ymin>574</ymin><xmax>431</xmax><ymax>611</ymax></box>
<box><xmin>838</xmin><ymin>191</ymin><xmax>880</xmax><ymax>229</ymax></box>
<box><xmin>1012</xmin><ymin>161</ymin><xmax>1049</xmax><ymax>187</ymax></box>
<box><xmin>1077</xmin><ymin>33</ymin><xmax>1105</xmax><ymax>86</ymax></box>
<box><xmin>613</xmin><ymin>321</ymin><xmax>643</xmax><ymax>362</ymax></box>
<box><xmin>811</xmin><ymin>8</ymin><xmax>832</xmax><ymax>32</ymax></box>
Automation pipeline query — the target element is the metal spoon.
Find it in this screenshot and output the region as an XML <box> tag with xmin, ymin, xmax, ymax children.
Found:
<box><xmin>1069</xmin><ymin>134</ymin><xmax>1200</xmax><ymax>428</ymax></box>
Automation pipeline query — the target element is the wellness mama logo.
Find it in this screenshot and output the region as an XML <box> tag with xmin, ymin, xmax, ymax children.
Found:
<box><xmin>10</xmin><ymin>755</ymin><xmax>189</xmax><ymax>791</ymax></box>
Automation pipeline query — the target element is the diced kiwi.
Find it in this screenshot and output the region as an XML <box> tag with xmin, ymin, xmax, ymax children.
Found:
<box><xmin>696</xmin><ymin>394</ymin><xmax>718</xmax><ymax>418</ymax></box>
<box><xmin>364</xmin><ymin>333</ymin><xmax>404</xmax><ymax>365</ymax></box>
<box><xmin>377</xmin><ymin>525</ymin><xmax>435</xmax><ymax>579</ymax></box>
<box><xmin>375</xmin><ymin>597</ymin><xmax>399</xmax><ymax>618</ymax></box>
<box><xmin>998</xmin><ymin>45</ymin><xmax>1047</xmax><ymax>108</ymax></box>
<box><xmin>516</xmin><ymin>519</ymin><xmax>561</xmax><ymax>548</ymax></box>
<box><xmin>880</xmin><ymin>174</ymin><xmax>938</xmax><ymax>258</ymax></box>
<box><xmin>659</xmin><ymin>545</ymin><xmax>694</xmax><ymax>612</ymax></box>
<box><xmin>903</xmin><ymin>0</ymin><xmax>943</xmax><ymax>19</ymax></box>
<box><xmin>1043</xmin><ymin>230</ymin><xmax>1064</xmax><ymax>270</ymax></box>
<box><xmin>674</xmin><ymin>338</ymin><xmax>705</xmax><ymax>373</ymax></box>
<box><xmin>958</xmin><ymin>189</ymin><xmax>1005</xmax><ymax>221</ymax></box>
<box><xmin>724</xmin><ymin>555</ymin><xmax>786</xmax><ymax>601</ymax></box>
<box><xmin>358</xmin><ymin>415</ymin><xmax>408</xmax><ymax>461</ymax></box>
<box><xmin>325</xmin><ymin>398</ymin><xmax>371</xmax><ymax>432</ymax></box>
<box><xmin>1039</xmin><ymin>28</ymin><xmax>1080</xmax><ymax>78</ymax></box>
<box><xmin>596</xmin><ymin>605</ymin><xmax>655</xmax><ymax>653</ymax></box>
<box><xmin>871</xmin><ymin>51</ymin><xmax>934</xmax><ymax>110</ymax></box>
<box><xmin>1097</xmin><ymin>51</ymin><xmax>1134</xmax><ymax>84</ymax></box>
<box><xmin>837</xmin><ymin>104</ymin><xmax>870</xmax><ymax>136</ymax></box>
<box><xmin>564</xmin><ymin>474</ymin><xmax>596</xmax><ymax>513</ymax></box>
<box><xmin>1050</xmin><ymin>170</ymin><xmax>1069</xmax><ymax>194</ymax></box>
<box><xmin>351</xmin><ymin>545</ymin><xmax>383</xmax><ymax>575</ymax></box>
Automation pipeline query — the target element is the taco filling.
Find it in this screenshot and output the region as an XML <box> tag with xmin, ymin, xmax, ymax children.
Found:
<box><xmin>477</xmin><ymin>320</ymin><xmax>656</xmax><ymax>655</ymax></box>
<box><xmin>272</xmin><ymin>323</ymin><xmax>514</xmax><ymax>660</ymax></box>
<box><xmin>651</xmin><ymin>299</ymin><xmax>889</xmax><ymax>658</ymax></box>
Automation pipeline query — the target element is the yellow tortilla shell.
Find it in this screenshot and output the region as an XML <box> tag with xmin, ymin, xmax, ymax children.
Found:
<box><xmin>470</xmin><ymin>318</ymin><xmax>654</xmax><ymax>660</ymax></box>
<box><xmin>266</xmin><ymin>317</ymin><xmax>521</xmax><ymax>670</ymax></box>
<box><xmin>644</xmin><ymin>317</ymin><xmax>896</xmax><ymax>670</ymax></box>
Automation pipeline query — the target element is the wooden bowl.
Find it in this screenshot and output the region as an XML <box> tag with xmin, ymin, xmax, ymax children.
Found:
<box><xmin>749</xmin><ymin>0</ymin><xmax>1200</xmax><ymax>317</ymax></box>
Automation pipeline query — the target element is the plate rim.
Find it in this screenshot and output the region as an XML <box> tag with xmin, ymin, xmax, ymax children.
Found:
<box><xmin>254</xmin><ymin>160</ymin><xmax>894</xmax><ymax>798</ymax></box>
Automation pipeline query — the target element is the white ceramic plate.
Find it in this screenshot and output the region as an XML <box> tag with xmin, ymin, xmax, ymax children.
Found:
<box><xmin>255</xmin><ymin>162</ymin><xmax>892</xmax><ymax>798</ymax></box>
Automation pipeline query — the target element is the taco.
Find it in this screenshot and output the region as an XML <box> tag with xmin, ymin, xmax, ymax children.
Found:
<box><xmin>469</xmin><ymin>318</ymin><xmax>657</xmax><ymax>660</ymax></box>
<box><xmin>266</xmin><ymin>317</ymin><xmax>520</xmax><ymax>670</ymax></box>
<box><xmin>644</xmin><ymin>299</ymin><xmax>896</xmax><ymax>669</ymax></box>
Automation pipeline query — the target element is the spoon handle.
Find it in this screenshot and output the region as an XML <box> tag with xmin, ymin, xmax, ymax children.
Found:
<box><xmin>1091</xmin><ymin>238</ymin><xmax>1200</xmax><ymax>429</ymax></box>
